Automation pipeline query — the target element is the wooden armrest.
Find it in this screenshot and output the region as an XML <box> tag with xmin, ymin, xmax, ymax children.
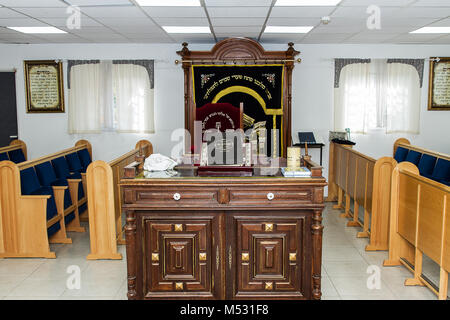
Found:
<box><xmin>20</xmin><ymin>195</ymin><xmax>51</xmax><ymax>200</ymax></box>
<box><xmin>67</xmin><ymin>179</ymin><xmax>82</xmax><ymax>183</ymax></box>
<box><xmin>52</xmin><ymin>186</ymin><xmax>68</xmax><ymax>191</ymax></box>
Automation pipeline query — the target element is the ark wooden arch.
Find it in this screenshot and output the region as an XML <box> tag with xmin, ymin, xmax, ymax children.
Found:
<box><xmin>177</xmin><ymin>37</ymin><xmax>300</xmax><ymax>157</ymax></box>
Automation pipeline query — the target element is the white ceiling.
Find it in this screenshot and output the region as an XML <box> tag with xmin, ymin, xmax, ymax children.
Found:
<box><xmin>0</xmin><ymin>0</ymin><xmax>449</xmax><ymax>44</ymax></box>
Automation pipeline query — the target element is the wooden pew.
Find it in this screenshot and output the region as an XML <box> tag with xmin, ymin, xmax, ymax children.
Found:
<box><xmin>327</xmin><ymin>142</ymin><xmax>397</xmax><ymax>251</ymax></box>
<box><xmin>86</xmin><ymin>140</ymin><xmax>152</xmax><ymax>260</ymax></box>
<box><xmin>0</xmin><ymin>140</ymin><xmax>91</xmax><ymax>258</ymax></box>
<box><xmin>383</xmin><ymin>162</ymin><xmax>449</xmax><ymax>300</ymax></box>
<box><xmin>0</xmin><ymin>139</ymin><xmax>27</xmax><ymax>163</ymax></box>
<box><xmin>329</xmin><ymin>138</ymin><xmax>449</xmax><ymax>252</ymax></box>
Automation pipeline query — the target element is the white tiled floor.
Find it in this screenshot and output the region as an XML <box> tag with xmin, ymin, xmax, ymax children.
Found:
<box><xmin>0</xmin><ymin>203</ymin><xmax>444</xmax><ymax>300</ymax></box>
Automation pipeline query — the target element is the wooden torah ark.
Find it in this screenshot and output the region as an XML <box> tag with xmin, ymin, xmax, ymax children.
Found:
<box><xmin>177</xmin><ymin>37</ymin><xmax>300</xmax><ymax>158</ymax></box>
<box><xmin>121</xmin><ymin>166</ymin><xmax>326</xmax><ymax>300</ymax></box>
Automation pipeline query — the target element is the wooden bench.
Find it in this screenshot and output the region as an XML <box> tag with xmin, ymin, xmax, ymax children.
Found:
<box><xmin>327</xmin><ymin>142</ymin><xmax>396</xmax><ymax>251</ymax></box>
<box><xmin>0</xmin><ymin>140</ymin><xmax>92</xmax><ymax>258</ymax></box>
<box><xmin>0</xmin><ymin>139</ymin><xmax>27</xmax><ymax>164</ymax></box>
<box><xmin>383</xmin><ymin>162</ymin><xmax>449</xmax><ymax>300</ymax></box>
<box><xmin>86</xmin><ymin>140</ymin><xmax>152</xmax><ymax>260</ymax></box>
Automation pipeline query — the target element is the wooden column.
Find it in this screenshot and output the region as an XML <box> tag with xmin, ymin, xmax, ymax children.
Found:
<box><xmin>311</xmin><ymin>209</ymin><xmax>323</xmax><ymax>300</ymax></box>
<box><xmin>125</xmin><ymin>209</ymin><xmax>137</xmax><ymax>300</ymax></box>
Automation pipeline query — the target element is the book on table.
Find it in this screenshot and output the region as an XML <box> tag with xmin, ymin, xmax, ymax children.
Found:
<box><xmin>281</xmin><ymin>167</ymin><xmax>311</xmax><ymax>177</ymax></box>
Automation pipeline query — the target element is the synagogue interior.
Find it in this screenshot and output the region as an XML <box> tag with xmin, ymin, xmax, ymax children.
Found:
<box><xmin>0</xmin><ymin>0</ymin><xmax>449</xmax><ymax>303</ymax></box>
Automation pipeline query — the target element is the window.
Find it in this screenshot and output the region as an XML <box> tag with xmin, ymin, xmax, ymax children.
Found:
<box><xmin>68</xmin><ymin>60</ymin><xmax>155</xmax><ymax>134</ymax></box>
<box><xmin>334</xmin><ymin>59</ymin><xmax>421</xmax><ymax>134</ymax></box>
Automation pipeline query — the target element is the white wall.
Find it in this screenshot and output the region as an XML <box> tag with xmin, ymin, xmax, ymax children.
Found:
<box><xmin>1</xmin><ymin>42</ymin><xmax>449</xmax><ymax>192</ymax></box>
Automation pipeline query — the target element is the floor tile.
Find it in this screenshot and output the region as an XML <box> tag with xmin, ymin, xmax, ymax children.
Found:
<box><xmin>323</xmin><ymin>246</ymin><xmax>365</xmax><ymax>262</ymax></box>
<box><xmin>0</xmin><ymin>259</ymin><xmax>44</xmax><ymax>276</ymax></box>
<box><xmin>8</xmin><ymin>278</ymin><xmax>66</xmax><ymax>297</ymax></box>
<box><xmin>330</xmin><ymin>276</ymin><xmax>394</xmax><ymax>297</ymax></box>
<box><xmin>0</xmin><ymin>275</ymin><xmax>28</xmax><ymax>296</ymax></box>
<box><xmin>324</xmin><ymin>260</ymin><xmax>370</xmax><ymax>277</ymax></box>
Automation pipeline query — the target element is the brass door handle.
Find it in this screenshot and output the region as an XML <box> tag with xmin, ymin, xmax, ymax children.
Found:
<box><xmin>216</xmin><ymin>245</ymin><xmax>219</xmax><ymax>271</ymax></box>
<box><xmin>228</xmin><ymin>245</ymin><xmax>232</xmax><ymax>270</ymax></box>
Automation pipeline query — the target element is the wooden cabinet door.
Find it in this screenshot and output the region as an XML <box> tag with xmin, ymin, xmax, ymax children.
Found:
<box><xmin>226</xmin><ymin>212</ymin><xmax>311</xmax><ymax>299</ymax></box>
<box><xmin>142</xmin><ymin>214</ymin><xmax>221</xmax><ymax>299</ymax></box>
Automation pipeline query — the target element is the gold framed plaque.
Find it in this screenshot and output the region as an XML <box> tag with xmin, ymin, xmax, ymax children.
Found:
<box><xmin>428</xmin><ymin>57</ymin><xmax>450</xmax><ymax>111</ymax></box>
<box><xmin>24</xmin><ymin>60</ymin><xmax>65</xmax><ymax>113</ymax></box>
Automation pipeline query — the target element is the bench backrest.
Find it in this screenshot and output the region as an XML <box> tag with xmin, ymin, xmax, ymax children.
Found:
<box><xmin>393</xmin><ymin>138</ymin><xmax>450</xmax><ymax>186</ymax></box>
<box><xmin>0</xmin><ymin>140</ymin><xmax>27</xmax><ymax>164</ymax></box>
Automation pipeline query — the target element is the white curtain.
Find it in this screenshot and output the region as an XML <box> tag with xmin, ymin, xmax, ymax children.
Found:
<box><xmin>113</xmin><ymin>64</ymin><xmax>155</xmax><ymax>133</ymax></box>
<box><xmin>68</xmin><ymin>63</ymin><xmax>102</xmax><ymax>133</ymax></box>
<box><xmin>334</xmin><ymin>59</ymin><xmax>420</xmax><ymax>134</ymax></box>
<box><xmin>334</xmin><ymin>62</ymin><xmax>371</xmax><ymax>133</ymax></box>
<box><xmin>386</xmin><ymin>63</ymin><xmax>420</xmax><ymax>134</ymax></box>
<box><xmin>68</xmin><ymin>61</ymin><xmax>154</xmax><ymax>134</ymax></box>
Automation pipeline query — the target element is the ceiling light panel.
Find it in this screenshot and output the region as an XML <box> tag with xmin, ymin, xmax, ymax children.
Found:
<box><xmin>142</xmin><ymin>7</ymin><xmax>206</xmax><ymax>18</ymax></box>
<box><xmin>8</xmin><ymin>26</ymin><xmax>67</xmax><ymax>33</ymax></box>
<box><xmin>206</xmin><ymin>0</ymin><xmax>272</xmax><ymax>5</ymax></box>
<box><xmin>275</xmin><ymin>0</ymin><xmax>342</xmax><ymax>6</ymax></box>
<box><xmin>65</xmin><ymin>0</ymin><xmax>132</xmax><ymax>5</ymax></box>
<box><xmin>410</xmin><ymin>27</ymin><xmax>450</xmax><ymax>33</ymax></box>
<box><xmin>271</xmin><ymin>6</ymin><xmax>335</xmax><ymax>18</ymax></box>
<box><xmin>265</xmin><ymin>26</ymin><xmax>314</xmax><ymax>33</ymax></box>
<box><xmin>0</xmin><ymin>0</ymin><xmax>66</xmax><ymax>7</ymax></box>
<box><xmin>162</xmin><ymin>26</ymin><xmax>211</xmax><ymax>33</ymax></box>
<box><xmin>136</xmin><ymin>0</ymin><xmax>200</xmax><ymax>6</ymax></box>
<box><xmin>207</xmin><ymin>7</ymin><xmax>270</xmax><ymax>18</ymax></box>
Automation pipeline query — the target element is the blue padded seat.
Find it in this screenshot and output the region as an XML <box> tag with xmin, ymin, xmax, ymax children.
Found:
<box><xmin>394</xmin><ymin>147</ymin><xmax>409</xmax><ymax>163</ymax></box>
<box><xmin>66</xmin><ymin>152</ymin><xmax>84</xmax><ymax>173</ymax></box>
<box><xmin>52</xmin><ymin>156</ymin><xmax>84</xmax><ymax>200</ymax></box>
<box><xmin>432</xmin><ymin>159</ymin><xmax>450</xmax><ymax>186</ymax></box>
<box><xmin>418</xmin><ymin>154</ymin><xmax>437</xmax><ymax>179</ymax></box>
<box><xmin>35</xmin><ymin>161</ymin><xmax>73</xmax><ymax>210</ymax></box>
<box><xmin>47</xmin><ymin>222</ymin><xmax>61</xmax><ymax>237</ymax></box>
<box><xmin>0</xmin><ymin>152</ymin><xmax>9</xmax><ymax>161</ymax></box>
<box><xmin>78</xmin><ymin>202</ymin><xmax>87</xmax><ymax>215</ymax></box>
<box><xmin>77</xmin><ymin>149</ymin><xmax>92</xmax><ymax>171</ymax></box>
<box><xmin>405</xmin><ymin>150</ymin><xmax>422</xmax><ymax>166</ymax></box>
<box><xmin>8</xmin><ymin>149</ymin><xmax>26</xmax><ymax>163</ymax></box>
<box><xmin>20</xmin><ymin>167</ymin><xmax>58</xmax><ymax>221</ymax></box>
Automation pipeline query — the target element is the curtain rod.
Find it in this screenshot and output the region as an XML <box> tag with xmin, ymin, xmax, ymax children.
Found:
<box><xmin>175</xmin><ymin>58</ymin><xmax>302</xmax><ymax>65</ymax></box>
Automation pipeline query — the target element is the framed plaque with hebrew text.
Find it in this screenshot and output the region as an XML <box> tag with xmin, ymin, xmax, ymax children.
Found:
<box><xmin>428</xmin><ymin>57</ymin><xmax>450</xmax><ymax>111</ymax></box>
<box><xmin>24</xmin><ymin>60</ymin><xmax>65</xmax><ymax>113</ymax></box>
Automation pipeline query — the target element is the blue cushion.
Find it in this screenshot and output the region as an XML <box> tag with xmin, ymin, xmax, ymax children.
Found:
<box><xmin>394</xmin><ymin>147</ymin><xmax>409</xmax><ymax>163</ymax></box>
<box><xmin>405</xmin><ymin>150</ymin><xmax>422</xmax><ymax>165</ymax></box>
<box><xmin>418</xmin><ymin>154</ymin><xmax>437</xmax><ymax>176</ymax></box>
<box><xmin>0</xmin><ymin>152</ymin><xmax>8</xmax><ymax>161</ymax></box>
<box><xmin>8</xmin><ymin>149</ymin><xmax>25</xmax><ymax>163</ymax></box>
<box><xmin>432</xmin><ymin>159</ymin><xmax>450</xmax><ymax>182</ymax></box>
<box><xmin>47</xmin><ymin>222</ymin><xmax>61</xmax><ymax>237</ymax></box>
<box><xmin>77</xmin><ymin>149</ymin><xmax>92</xmax><ymax>170</ymax></box>
<box><xmin>35</xmin><ymin>161</ymin><xmax>73</xmax><ymax>209</ymax></box>
<box><xmin>66</xmin><ymin>153</ymin><xmax>83</xmax><ymax>173</ymax></box>
<box><xmin>20</xmin><ymin>167</ymin><xmax>42</xmax><ymax>195</ymax></box>
<box><xmin>78</xmin><ymin>202</ymin><xmax>87</xmax><ymax>215</ymax></box>
<box><xmin>64</xmin><ymin>212</ymin><xmax>75</xmax><ymax>225</ymax></box>
<box><xmin>30</xmin><ymin>186</ymin><xmax>58</xmax><ymax>220</ymax></box>
<box><xmin>35</xmin><ymin>162</ymin><xmax>58</xmax><ymax>186</ymax></box>
<box><xmin>52</xmin><ymin>157</ymin><xmax>71</xmax><ymax>179</ymax></box>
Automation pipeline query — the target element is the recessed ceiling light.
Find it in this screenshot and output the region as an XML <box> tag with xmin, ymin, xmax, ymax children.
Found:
<box><xmin>8</xmin><ymin>27</ymin><xmax>67</xmax><ymax>34</ymax></box>
<box><xmin>265</xmin><ymin>26</ymin><xmax>314</xmax><ymax>33</ymax></box>
<box><xmin>410</xmin><ymin>27</ymin><xmax>450</xmax><ymax>34</ymax></box>
<box><xmin>162</xmin><ymin>26</ymin><xmax>211</xmax><ymax>33</ymax></box>
<box><xmin>136</xmin><ymin>0</ymin><xmax>200</xmax><ymax>6</ymax></box>
<box><xmin>275</xmin><ymin>0</ymin><xmax>342</xmax><ymax>6</ymax></box>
